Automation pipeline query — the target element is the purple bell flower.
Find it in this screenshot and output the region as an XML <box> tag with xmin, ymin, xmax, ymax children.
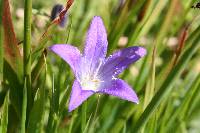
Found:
<box><xmin>49</xmin><ymin>16</ymin><xmax>146</xmax><ymax>112</ymax></box>
<box><xmin>50</xmin><ymin>4</ymin><xmax>67</xmax><ymax>27</ymax></box>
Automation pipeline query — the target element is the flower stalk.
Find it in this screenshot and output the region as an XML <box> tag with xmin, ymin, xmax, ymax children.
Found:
<box><xmin>0</xmin><ymin>0</ymin><xmax>3</xmax><ymax>84</ymax></box>
<box><xmin>24</xmin><ymin>0</ymin><xmax>32</xmax><ymax>78</ymax></box>
<box><xmin>23</xmin><ymin>0</ymin><xmax>32</xmax><ymax>129</ymax></box>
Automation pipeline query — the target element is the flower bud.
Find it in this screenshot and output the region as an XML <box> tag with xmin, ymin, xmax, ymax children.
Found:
<box><xmin>50</xmin><ymin>4</ymin><xmax>67</xmax><ymax>27</ymax></box>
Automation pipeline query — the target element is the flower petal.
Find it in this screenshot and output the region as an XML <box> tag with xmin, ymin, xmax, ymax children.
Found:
<box><xmin>68</xmin><ymin>80</ymin><xmax>94</xmax><ymax>112</ymax></box>
<box><xmin>49</xmin><ymin>44</ymin><xmax>81</xmax><ymax>73</ymax></box>
<box><xmin>99</xmin><ymin>46</ymin><xmax>146</xmax><ymax>79</ymax></box>
<box><xmin>99</xmin><ymin>79</ymin><xmax>139</xmax><ymax>103</ymax></box>
<box><xmin>83</xmin><ymin>16</ymin><xmax>108</xmax><ymax>74</ymax></box>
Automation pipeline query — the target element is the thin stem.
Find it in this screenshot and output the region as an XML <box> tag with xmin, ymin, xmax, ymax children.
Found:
<box><xmin>81</xmin><ymin>102</ymin><xmax>87</xmax><ymax>132</ymax></box>
<box><xmin>46</xmin><ymin>74</ymin><xmax>55</xmax><ymax>133</ymax></box>
<box><xmin>24</xmin><ymin>0</ymin><xmax>32</xmax><ymax>119</ymax></box>
<box><xmin>0</xmin><ymin>0</ymin><xmax>3</xmax><ymax>85</ymax></box>
<box><xmin>21</xmin><ymin>78</ymin><xmax>27</xmax><ymax>133</ymax></box>
<box><xmin>24</xmin><ymin>0</ymin><xmax>32</xmax><ymax>77</ymax></box>
<box><xmin>93</xmin><ymin>95</ymin><xmax>101</xmax><ymax>121</ymax></box>
<box><xmin>68</xmin><ymin>110</ymin><xmax>78</xmax><ymax>133</ymax></box>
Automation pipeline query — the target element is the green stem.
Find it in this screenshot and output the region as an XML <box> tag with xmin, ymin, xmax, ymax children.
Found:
<box><xmin>24</xmin><ymin>0</ymin><xmax>32</xmax><ymax>77</ymax></box>
<box><xmin>0</xmin><ymin>0</ymin><xmax>3</xmax><ymax>85</ymax></box>
<box><xmin>21</xmin><ymin>78</ymin><xmax>27</xmax><ymax>133</ymax></box>
<box><xmin>68</xmin><ymin>110</ymin><xmax>78</xmax><ymax>133</ymax></box>
<box><xmin>24</xmin><ymin>0</ymin><xmax>32</xmax><ymax>119</ymax></box>
<box><xmin>81</xmin><ymin>102</ymin><xmax>87</xmax><ymax>132</ymax></box>
<box><xmin>46</xmin><ymin>74</ymin><xmax>55</xmax><ymax>133</ymax></box>
<box><xmin>143</xmin><ymin>46</ymin><xmax>156</xmax><ymax>110</ymax></box>
<box><xmin>1</xmin><ymin>91</ymin><xmax>9</xmax><ymax>133</ymax></box>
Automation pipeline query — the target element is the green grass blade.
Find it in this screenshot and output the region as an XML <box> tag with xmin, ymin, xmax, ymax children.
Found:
<box><xmin>0</xmin><ymin>0</ymin><xmax>3</xmax><ymax>83</ymax></box>
<box><xmin>24</xmin><ymin>0</ymin><xmax>33</xmax><ymax>117</ymax></box>
<box><xmin>27</xmin><ymin>58</ymin><xmax>47</xmax><ymax>133</ymax></box>
<box><xmin>127</xmin><ymin>0</ymin><xmax>169</xmax><ymax>46</ymax></box>
<box><xmin>46</xmin><ymin>74</ymin><xmax>55</xmax><ymax>133</ymax></box>
<box><xmin>58</xmin><ymin>86</ymin><xmax>70</xmax><ymax>115</ymax></box>
<box><xmin>141</xmin><ymin>45</ymin><xmax>156</xmax><ymax>132</ymax></box>
<box><xmin>186</xmin><ymin>82</ymin><xmax>200</xmax><ymax>120</ymax></box>
<box><xmin>143</xmin><ymin>46</ymin><xmax>156</xmax><ymax>109</ymax></box>
<box><xmin>21</xmin><ymin>78</ymin><xmax>27</xmax><ymax>133</ymax></box>
<box><xmin>83</xmin><ymin>113</ymin><xmax>93</xmax><ymax>133</ymax></box>
<box><xmin>81</xmin><ymin>102</ymin><xmax>87</xmax><ymax>132</ymax></box>
<box><xmin>68</xmin><ymin>110</ymin><xmax>78</xmax><ymax>133</ymax></box>
<box><xmin>1</xmin><ymin>91</ymin><xmax>9</xmax><ymax>133</ymax></box>
<box><xmin>108</xmin><ymin>0</ymin><xmax>145</xmax><ymax>52</ymax></box>
<box><xmin>110</xmin><ymin>105</ymin><xmax>137</xmax><ymax>133</ymax></box>
<box><xmin>132</xmin><ymin>31</ymin><xmax>200</xmax><ymax>132</ymax></box>
<box><xmin>166</xmin><ymin>73</ymin><xmax>200</xmax><ymax>131</ymax></box>
<box><xmin>3</xmin><ymin>61</ymin><xmax>22</xmax><ymax>118</ymax></box>
<box><xmin>31</xmin><ymin>52</ymin><xmax>46</xmax><ymax>84</ymax></box>
<box><xmin>24</xmin><ymin>0</ymin><xmax>32</xmax><ymax>78</ymax></box>
<box><xmin>155</xmin><ymin>0</ymin><xmax>179</xmax><ymax>52</ymax></box>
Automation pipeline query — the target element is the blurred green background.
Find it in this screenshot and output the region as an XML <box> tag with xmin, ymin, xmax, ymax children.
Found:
<box><xmin>0</xmin><ymin>0</ymin><xmax>200</xmax><ymax>133</ymax></box>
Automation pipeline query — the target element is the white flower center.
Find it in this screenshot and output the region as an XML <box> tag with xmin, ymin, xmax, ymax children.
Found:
<box><xmin>80</xmin><ymin>75</ymin><xmax>102</xmax><ymax>91</ymax></box>
<box><xmin>79</xmin><ymin>57</ymin><xmax>105</xmax><ymax>91</ymax></box>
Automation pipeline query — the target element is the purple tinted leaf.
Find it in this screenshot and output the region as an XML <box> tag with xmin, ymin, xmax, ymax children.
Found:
<box><xmin>68</xmin><ymin>80</ymin><xmax>94</xmax><ymax>112</ymax></box>
<box><xmin>99</xmin><ymin>79</ymin><xmax>139</xmax><ymax>103</ymax></box>
<box><xmin>99</xmin><ymin>46</ymin><xmax>146</xmax><ymax>79</ymax></box>
<box><xmin>2</xmin><ymin>0</ymin><xmax>23</xmax><ymax>77</ymax></box>
<box><xmin>49</xmin><ymin>44</ymin><xmax>81</xmax><ymax>73</ymax></box>
<box><xmin>83</xmin><ymin>16</ymin><xmax>108</xmax><ymax>74</ymax></box>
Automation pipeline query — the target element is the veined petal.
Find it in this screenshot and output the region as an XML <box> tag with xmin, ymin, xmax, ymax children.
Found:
<box><xmin>83</xmin><ymin>16</ymin><xmax>108</xmax><ymax>74</ymax></box>
<box><xmin>99</xmin><ymin>79</ymin><xmax>139</xmax><ymax>103</ymax></box>
<box><xmin>49</xmin><ymin>44</ymin><xmax>81</xmax><ymax>73</ymax></box>
<box><xmin>68</xmin><ymin>80</ymin><xmax>94</xmax><ymax>112</ymax></box>
<box><xmin>99</xmin><ymin>46</ymin><xmax>146</xmax><ymax>79</ymax></box>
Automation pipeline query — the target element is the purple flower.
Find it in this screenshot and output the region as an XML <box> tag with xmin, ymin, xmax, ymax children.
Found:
<box><xmin>49</xmin><ymin>16</ymin><xmax>146</xmax><ymax>112</ymax></box>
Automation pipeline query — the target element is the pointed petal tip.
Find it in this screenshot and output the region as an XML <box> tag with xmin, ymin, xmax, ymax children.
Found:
<box><xmin>135</xmin><ymin>99</ymin><xmax>139</xmax><ymax>104</ymax></box>
<box><xmin>68</xmin><ymin>102</ymin><xmax>74</xmax><ymax>112</ymax></box>
<box><xmin>91</xmin><ymin>16</ymin><xmax>105</xmax><ymax>27</ymax></box>
<box><xmin>48</xmin><ymin>44</ymin><xmax>61</xmax><ymax>52</ymax></box>
<box><xmin>48</xmin><ymin>45</ymin><xmax>54</xmax><ymax>51</ymax></box>
<box><xmin>136</xmin><ymin>47</ymin><xmax>147</xmax><ymax>57</ymax></box>
<box><xmin>92</xmin><ymin>16</ymin><xmax>103</xmax><ymax>21</ymax></box>
<box><xmin>68</xmin><ymin>97</ymin><xmax>79</xmax><ymax>112</ymax></box>
<box><xmin>130</xmin><ymin>96</ymin><xmax>139</xmax><ymax>104</ymax></box>
<box><xmin>68</xmin><ymin>80</ymin><xmax>94</xmax><ymax>113</ymax></box>
<box><xmin>68</xmin><ymin>106</ymin><xmax>75</xmax><ymax>112</ymax></box>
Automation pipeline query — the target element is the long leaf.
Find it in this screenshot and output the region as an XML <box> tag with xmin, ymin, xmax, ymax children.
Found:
<box><xmin>27</xmin><ymin>68</ymin><xmax>46</xmax><ymax>133</ymax></box>
<box><xmin>3</xmin><ymin>61</ymin><xmax>22</xmax><ymax>118</ymax></box>
<box><xmin>2</xmin><ymin>0</ymin><xmax>23</xmax><ymax>81</ymax></box>
<box><xmin>0</xmin><ymin>0</ymin><xmax>3</xmax><ymax>83</ymax></box>
<box><xmin>1</xmin><ymin>91</ymin><xmax>9</xmax><ymax>133</ymax></box>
